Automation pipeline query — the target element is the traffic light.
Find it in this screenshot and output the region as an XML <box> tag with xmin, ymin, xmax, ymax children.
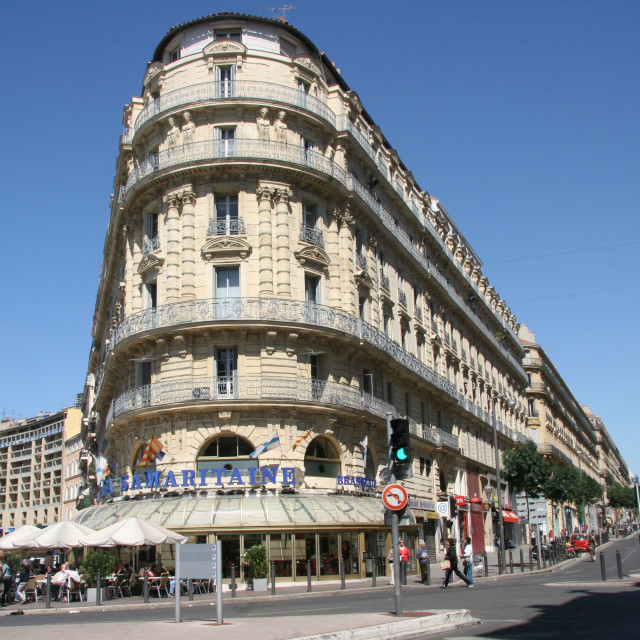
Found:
<box><xmin>390</xmin><ymin>418</ymin><xmax>412</xmax><ymax>480</ymax></box>
<box><xmin>449</xmin><ymin>495</ymin><xmax>458</xmax><ymax>519</ymax></box>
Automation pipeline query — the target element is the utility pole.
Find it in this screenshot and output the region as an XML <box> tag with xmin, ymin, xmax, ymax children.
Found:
<box><xmin>386</xmin><ymin>412</ymin><xmax>402</xmax><ymax>616</ymax></box>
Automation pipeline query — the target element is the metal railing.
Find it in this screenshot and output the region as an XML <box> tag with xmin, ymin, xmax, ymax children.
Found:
<box><xmin>207</xmin><ymin>218</ymin><xmax>247</xmax><ymax>236</ymax></box>
<box><xmin>299</xmin><ymin>224</ymin><xmax>325</xmax><ymax>248</ymax></box>
<box><xmin>142</xmin><ymin>235</ymin><xmax>160</xmax><ymax>254</ymax></box>
<box><xmin>112</xmin><ymin>376</ymin><xmax>395</xmax><ymax>422</ymax></box>
<box><xmin>355</xmin><ymin>252</ymin><xmax>367</xmax><ymax>271</ymax></box>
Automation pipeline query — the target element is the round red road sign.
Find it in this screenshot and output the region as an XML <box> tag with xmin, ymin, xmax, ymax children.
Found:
<box><xmin>382</xmin><ymin>483</ymin><xmax>409</xmax><ymax>511</ymax></box>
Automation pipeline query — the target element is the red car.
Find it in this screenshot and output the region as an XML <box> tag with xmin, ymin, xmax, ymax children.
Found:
<box><xmin>571</xmin><ymin>534</ymin><xmax>590</xmax><ymax>552</ymax></box>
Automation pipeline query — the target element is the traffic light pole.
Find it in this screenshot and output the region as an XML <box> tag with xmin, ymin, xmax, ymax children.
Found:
<box><xmin>387</xmin><ymin>412</ymin><xmax>402</xmax><ymax>616</ymax></box>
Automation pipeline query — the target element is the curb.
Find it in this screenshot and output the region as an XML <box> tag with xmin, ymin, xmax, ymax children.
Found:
<box><xmin>289</xmin><ymin>609</ymin><xmax>479</xmax><ymax>640</ymax></box>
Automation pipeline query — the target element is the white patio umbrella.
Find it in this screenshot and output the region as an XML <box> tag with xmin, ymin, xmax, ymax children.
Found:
<box><xmin>78</xmin><ymin>517</ymin><xmax>186</xmax><ymax>547</ymax></box>
<box><xmin>32</xmin><ymin>521</ymin><xmax>97</xmax><ymax>549</ymax></box>
<box><xmin>0</xmin><ymin>524</ymin><xmax>42</xmax><ymax>550</ymax></box>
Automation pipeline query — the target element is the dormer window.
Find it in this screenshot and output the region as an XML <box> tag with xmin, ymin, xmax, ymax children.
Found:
<box><xmin>169</xmin><ymin>46</ymin><xmax>181</xmax><ymax>62</ymax></box>
<box><xmin>215</xmin><ymin>29</ymin><xmax>242</xmax><ymax>41</ymax></box>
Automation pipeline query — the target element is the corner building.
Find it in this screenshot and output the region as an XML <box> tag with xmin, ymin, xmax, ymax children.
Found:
<box><xmin>78</xmin><ymin>13</ymin><xmax>530</xmax><ymax>582</ymax></box>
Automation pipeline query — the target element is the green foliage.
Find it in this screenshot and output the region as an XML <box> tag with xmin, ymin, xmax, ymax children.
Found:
<box><xmin>544</xmin><ymin>464</ymin><xmax>579</xmax><ymax>505</ymax></box>
<box><xmin>80</xmin><ymin>548</ymin><xmax>115</xmax><ymax>587</ymax></box>
<box><xmin>574</xmin><ymin>473</ymin><xmax>603</xmax><ymax>507</ymax></box>
<box><xmin>2</xmin><ymin>551</ymin><xmax>23</xmax><ymax>576</ymax></box>
<box><xmin>244</xmin><ymin>544</ymin><xmax>268</xmax><ymax>581</ymax></box>
<box><xmin>607</xmin><ymin>483</ymin><xmax>636</xmax><ymax>510</ymax></box>
<box><xmin>502</xmin><ymin>440</ymin><xmax>549</xmax><ymax>498</ymax></box>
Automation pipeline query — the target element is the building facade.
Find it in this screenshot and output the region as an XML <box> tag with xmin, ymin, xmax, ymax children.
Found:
<box><xmin>77</xmin><ymin>13</ymin><xmax>530</xmax><ymax>580</ymax></box>
<box><xmin>520</xmin><ymin>325</ymin><xmax>602</xmax><ymax>535</ymax></box>
<box><xmin>0</xmin><ymin>408</ymin><xmax>82</xmax><ymax>533</ymax></box>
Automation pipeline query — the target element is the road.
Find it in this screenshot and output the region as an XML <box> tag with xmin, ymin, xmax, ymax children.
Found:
<box><xmin>1</xmin><ymin>536</ymin><xmax>638</xmax><ymax>639</ymax></box>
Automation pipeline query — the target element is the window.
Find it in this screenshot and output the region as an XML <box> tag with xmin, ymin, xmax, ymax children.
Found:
<box><xmin>169</xmin><ymin>46</ymin><xmax>181</xmax><ymax>62</ymax></box>
<box><xmin>300</xmin><ymin>137</ymin><xmax>316</xmax><ymax>168</ymax></box>
<box><xmin>216</xmin><ymin>347</ymin><xmax>237</xmax><ymax>398</ymax></box>
<box><xmin>144</xmin><ymin>283</ymin><xmax>157</xmax><ymax>309</ymax></box>
<box><xmin>215</xmin><ymin>194</ymin><xmax>239</xmax><ymax>234</ymax></box>
<box><xmin>303</xmin><ymin>203</ymin><xmax>317</xmax><ymax>228</ymax></box>
<box><xmin>363</xmin><ymin>370</ymin><xmax>373</xmax><ymax>395</ymax></box>
<box><xmin>300</xmin><ymin>203</ymin><xmax>323</xmax><ymax>246</ymax></box>
<box><xmin>197</xmin><ymin>435</ymin><xmax>257</xmax><ymax>477</ymax></box>
<box><xmin>216</xmin><ymin>65</ymin><xmax>236</xmax><ymax>98</ymax></box>
<box><xmin>383</xmin><ymin>313</ymin><xmax>391</xmax><ymax>338</ymax></box>
<box><xmin>304</xmin><ymin>436</ymin><xmax>340</xmax><ymax>478</ymax></box>
<box><xmin>386</xmin><ymin>382</ymin><xmax>393</xmax><ymax>404</ymax></box>
<box><xmin>297</xmin><ymin>78</ymin><xmax>310</xmax><ymax>108</ymax></box>
<box><xmin>214</xmin><ymin>29</ymin><xmax>242</xmax><ymax>41</ymax></box>
<box><xmin>358</xmin><ymin>296</ymin><xmax>366</xmax><ymax>321</ymax></box>
<box><xmin>305</xmin><ymin>274</ymin><xmax>320</xmax><ymax>304</ymax></box>
<box><xmin>144</xmin><ymin>213</ymin><xmax>160</xmax><ymax>253</ymax></box>
<box><xmin>215</xmin><ymin>266</ymin><xmax>240</xmax><ymax>319</ymax></box>
<box><xmin>404</xmin><ymin>392</ymin><xmax>410</xmax><ymax>416</ymax></box>
<box><xmin>215</xmin><ymin>127</ymin><xmax>236</xmax><ymax>158</ymax></box>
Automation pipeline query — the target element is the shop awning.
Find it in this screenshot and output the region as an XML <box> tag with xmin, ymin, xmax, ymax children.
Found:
<box><xmin>502</xmin><ymin>509</ymin><xmax>520</xmax><ymax>523</ymax></box>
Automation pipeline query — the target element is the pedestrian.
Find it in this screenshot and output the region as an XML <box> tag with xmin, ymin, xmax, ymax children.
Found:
<box><xmin>398</xmin><ymin>539</ymin><xmax>409</xmax><ymax>585</ymax></box>
<box><xmin>1</xmin><ymin>557</ymin><xmax>14</xmax><ymax>607</ymax></box>
<box><xmin>387</xmin><ymin>547</ymin><xmax>395</xmax><ymax>586</ymax></box>
<box><xmin>462</xmin><ymin>536</ymin><xmax>475</xmax><ymax>586</ymax></box>
<box><xmin>416</xmin><ymin>541</ymin><xmax>429</xmax><ymax>584</ymax></box>
<box><xmin>15</xmin><ymin>560</ymin><xmax>31</xmax><ymax>603</ymax></box>
<box><xmin>440</xmin><ymin>538</ymin><xmax>472</xmax><ymax>589</ymax></box>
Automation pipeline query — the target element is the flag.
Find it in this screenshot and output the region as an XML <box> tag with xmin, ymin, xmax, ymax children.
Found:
<box><xmin>95</xmin><ymin>455</ymin><xmax>108</xmax><ymax>486</ymax></box>
<box><xmin>250</xmin><ymin>434</ymin><xmax>280</xmax><ymax>459</ymax></box>
<box><xmin>140</xmin><ymin>435</ymin><xmax>166</xmax><ymax>468</ymax></box>
<box><xmin>360</xmin><ymin>434</ymin><xmax>369</xmax><ymax>470</ymax></box>
<box><xmin>291</xmin><ymin>428</ymin><xmax>314</xmax><ymax>452</ymax></box>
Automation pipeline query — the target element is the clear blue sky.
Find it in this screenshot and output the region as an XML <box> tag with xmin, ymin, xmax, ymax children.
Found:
<box><xmin>1</xmin><ymin>1</ymin><xmax>638</xmax><ymax>477</ymax></box>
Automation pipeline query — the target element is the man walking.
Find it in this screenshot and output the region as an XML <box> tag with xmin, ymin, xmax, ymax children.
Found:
<box><xmin>416</xmin><ymin>541</ymin><xmax>429</xmax><ymax>584</ymax></box>
<box><xmin>462</xmin><ymin>536</ymin><xmax>475</xmax><ymax>586</ymax></box>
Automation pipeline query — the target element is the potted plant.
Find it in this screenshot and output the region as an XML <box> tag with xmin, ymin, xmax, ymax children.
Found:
<box><xmin>80</xmin><ymin>548</ymin><xmax>115</xmax><ymax>602</ymax></box>
<box><xmin>244</xmin><ymin>544</ymin><xmax>269</xmax><ymax>591</ymax></box>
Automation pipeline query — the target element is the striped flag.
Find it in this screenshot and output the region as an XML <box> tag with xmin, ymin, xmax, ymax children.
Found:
<box><xmin>140</xmin><ymin>435</ymin><xmax>166</xmax><ymax>468</ymax></box>
<box><xmin>250</xmin><ymin>434</ymin><xmax>280</xmax><ymax>459</ymax></box>
<box><xmin>95</xmin><ymin>455</ymin><xmax>108</xmax><ymax>486</ymax></box>
<box><xmin>291</xmin><ymin>428</ymin><xmax>314</xmax><ymax>452</ymax></box>
<box><xmin>360</xmin><ymin>434</ymin><xmax>369</xmax><ymax>470</ymax></box>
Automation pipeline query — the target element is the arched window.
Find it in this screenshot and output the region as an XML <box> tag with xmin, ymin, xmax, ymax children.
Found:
<box><xmin>439</xmin><ymin>469</ymin><xmax>447</xmax><ymax>492</ymax></box>
<box><xmin>197</xmin><ymin>435</ymin><xmax>257</xmax><ymax>476</ymax></box>
<box><xmin>304</xmin><ymin>436</ymin><xmax>340</xmax><ymax>478</ymax></box>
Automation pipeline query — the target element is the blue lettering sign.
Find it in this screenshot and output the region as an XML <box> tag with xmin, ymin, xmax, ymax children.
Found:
<box><xmin>182</xmin><ymin>470</ymin><xmax>196</xmax><ymax>487</ymax></box>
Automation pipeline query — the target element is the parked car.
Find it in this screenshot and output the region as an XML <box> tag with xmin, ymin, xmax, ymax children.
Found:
<box><xmin>571</xmin><ymin>534</ymin><xmax>590</xmax><ymax>552</ymax></box>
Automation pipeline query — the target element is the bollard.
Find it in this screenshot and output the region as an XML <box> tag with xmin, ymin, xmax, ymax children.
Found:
<box><xmin>483</xmin><ymin>552</ymin><xmax>489</xmax><ymax>577</ymax></box>
<box><xmin>616</xmin><ymin>550</ymin><xmax>623</xmax><ymax>579</ymax></box>
<box><xmin>45</xmin><ymin>574</ymin><xmax>51</xmax><ymax>609</ymax></box>
<box><xmin>96</xmin><ymin>570</ymin><xmax>102</xmax><ymax>606</ymax></box>
<box><xmin>520</xmin><ymin>549</ymin><xmax>524</xmax><ymax>573</ymax></box>
<box><xmin>340</xmin><ymin>560</ymin><xmax>346</xmax><ymax>590</ymax></box>
<box><xmin>143</xmin><ymin>572</ymin><xmax>149</xmax><ymax>603</ymax></box>
<box><xmin>307</xmin><ymin>559</ymin><xmax>312</xmax><ymax>592</ymax></box>
<box><xmin>497</xmin><ymin>551</ymin><xmax>503</xmax><ymax>575</ymax></box>
<box><xmin>231</xmin><ymin>565</ymin><xmax>236</xmax><ymax>598</ymax></box>
<box><xmin>270</xmin><ymin>561</ymin><xmax>276</xmax><ymax>595</ymax></box>
<box><xmin>188</xmin><ymin>578</ymin><xmax>194</xmax><ymax>601</ymax></box>
<box><xmin>509</xmin><ymin>550</ymin><xmax>514</xmax><ymax>574</ymax></box>
<box><xmin>529</xmin><ymin>549</ymin><xmax>533</xmax><ymax>571</ymax></box>
<box><xmin>426</xmin><ymin>561</ymin><xmax>430</xmax><ymax>586</ymax></box>
<box><xmin>599</xmin><ymin>551</ymin><xmax>606</xmax><ymax>581</ymax></box>
<box><xmin>542</xmin><ymin>549</ymin><xmax>546</xmax><ymax>569</ymax></box>
<box><xmin>536</xmin><ymin>548</ymin><xmax>541</xmax><ymax>570</ymax></box>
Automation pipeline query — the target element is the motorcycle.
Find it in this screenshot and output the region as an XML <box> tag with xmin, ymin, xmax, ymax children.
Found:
<box><xmin>565</xmin><ymin>545</ymin><xmax>577</xmax><ymax>559</ymax></box>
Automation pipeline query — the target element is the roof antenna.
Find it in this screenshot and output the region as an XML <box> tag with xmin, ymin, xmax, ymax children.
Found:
<box><xmin>265</xmin><ymin>4</ymin><xmax>296</xmax><ymax>22</ymax></box>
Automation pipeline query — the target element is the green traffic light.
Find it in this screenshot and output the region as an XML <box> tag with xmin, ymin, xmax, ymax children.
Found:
<box><xmin>396</xmin><ymin>448</ymin><xmax>409</xmax><ymax>461</ymax></box>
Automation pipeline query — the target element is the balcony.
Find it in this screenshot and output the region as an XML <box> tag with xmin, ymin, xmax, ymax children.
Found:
<box><xmin>134</xmin><ymin>80</ymin><xmax>337</xmax><ymax>134</ymax></box>
<box><xmin>207</xmin><ymin>218</ymin><xmax>247</xmax><ymax>236</ymax></box>
<box><xmin>398</xmin><ymin>290</ymin><xmax>407</xmax><ymax>308</ymax></box>
<box><xmin>299</xmin><ymin>224</ymin><xmax>325</xmax><ymax>248</ymax></box>
<box><xmin>120</xmin><ymin>139</ymin><xmax>348</xmax><ymax>201</ymax></box>
<box><xmin>355</xmin><ymin>252</ymin><xmax>367</xmax><ymax>271</ymax></box>
<box><xmin>414</xmin><ymin>307</ymin><xmax>423</xmax><ymax>323</ymax></box>
<box><xmin>380</xmin><ymin>273</ymin><xmax>390</xmax><ymax>292</ymax></box>
<box><xmin>112</xmin><ymin>376</ymin><xmax>396</xmax><ymax>423</ymax></box>
<box><xmin>142</xmin><ymin>235</ymin><xmax>161</xmax><ymax>254</ymax></box>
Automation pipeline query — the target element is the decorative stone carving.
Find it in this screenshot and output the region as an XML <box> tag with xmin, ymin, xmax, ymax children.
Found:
<box><xmin>143</xmin><ymin>62</ymin><xmax>164</xmax><ymax>87</ymax></box>
<box><xmin>275</xmin><ymin>111</ymin><xmax>288</xmax><ymax>144</ymax></box>
<box><xmin>274</xmin><ymin>186</ymin><xmax>292</xmax><ymax>204</ymax></box>
<box><xmin>294</xmin><ymin>245</ymin><xmax>330</xmax><ymax>271</ymax></box>
<box><xmin>166</xmin><ymin>116</ymin><xmax>181</xmax><ymax>148</ymax></box>
<box><xmin>201</xmin><ymin>236</ymin><xmax>252</xmax><ymax>263</ymax></box>
<box><xmin>181</xmin><ymin>111</ymin><xmax>195</xmax><ymax>144</ymax></box>
<box><xmin>173</xmin><ymin>334</ymin><xmax>187</xmax><ymax>358</ymax></box>
<box><xmin>291</xmin><ymin>55</ymin><xmax>321</xmax><ymax>77</ymax></box>
<box><xmin>203</xmin><ymin>39</ymin><xmax>247</xmax><ymax>71</ymax></box>
<box><xmin>286</xmin><ymin>332</ymin><xmax>298</xmax><ymax>357</ymax></box>
<box><xmin>256</xmin><ymin>184</ymin><xmax>275</xmax><ymax>203</ymax></box>
<box><xmin>354</xmin><ymin>270</ymin><xmax>373</xmax><ymax>290</ymax></box>
<box><xmin>346</xmin><ymin>90</ymin><xmax>363</xmax><ymax>114</ymax></box>
<box><xmin>137</xmin><ymin>253</ymin><xmax>164</xmax><ymax>278</ymax></box>
<box><xmin>156</xmin><ymin>337</ymin><xmax>169</xmax><ymax>361</ymax></box>
<box><xmin>265</xmin><ymin>330</ymin><xmax>277</xmax><ymax>356</ymax></box>
<box><xmin>257</xmin><ymin>107</ymin><xmax>270</xmax><ymax>141</ymax></box>
<box><xmin>331</xmin><ymin>204</ymin><xmax>354</xmax><ymax>228</ymax></box>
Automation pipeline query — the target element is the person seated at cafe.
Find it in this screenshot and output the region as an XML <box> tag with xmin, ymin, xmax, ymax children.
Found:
<box><xmin>139</xmin><ymin>566</ymin><xmax>155</xmax><ymax>578</ymax></box>
<box><xmin>51</xmin><ymin>565</ymin><xmax>68</xmax><ymax>601</ymax></box>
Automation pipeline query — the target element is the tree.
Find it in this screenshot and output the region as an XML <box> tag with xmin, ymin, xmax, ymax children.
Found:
<box><xmin>607</xmin><ymin>483</ymin><xmax>635</xmax><ymax>510</ymax></box>
<box><xmin>574</xmin><ymin>473</ymin><xmax>603</xmax><ymax>525</ymax></box>
<box><xmin>502</xmin><ymin>440</ymin><xmax>550</xmax><ymax>535</ymax></box>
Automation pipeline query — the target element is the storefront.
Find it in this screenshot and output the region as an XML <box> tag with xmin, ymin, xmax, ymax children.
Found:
<box><xmin>73</xmin><ymin>491</ymin><xmax>418</xmax><ymax>583</ymax></box>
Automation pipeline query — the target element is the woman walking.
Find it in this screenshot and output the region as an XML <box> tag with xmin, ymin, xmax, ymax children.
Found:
<box><xmin>440</xmin><ymin>538</ymin><xmax>473</xmax><ymax>589</ymax></box>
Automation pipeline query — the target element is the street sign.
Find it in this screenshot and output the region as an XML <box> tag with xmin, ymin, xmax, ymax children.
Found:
<box><xmin>437</xmin><ymin>500</ymin><xmax>450</xmax><ymax>518</ymax></box>
<box><xmin>382</xmin><ymin>483</ymin><xmax>409</xmax><ymax>511</ymax></box>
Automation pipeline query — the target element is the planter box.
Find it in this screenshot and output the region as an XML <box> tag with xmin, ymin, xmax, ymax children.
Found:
<box><xmin>252</xmin><ymin>578</ymin><xmax>268</xmax><ymax>592</ymax></box>
<box><xmin>87</xmin><ymin>587</ymin><xmax>110</xmax><ymax>603</ymax></box>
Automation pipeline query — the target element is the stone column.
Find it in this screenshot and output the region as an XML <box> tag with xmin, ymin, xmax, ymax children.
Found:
<box><xmin>164</xmin><ymin>189</ymin><xmax>182</xmax><ymax>302</ymax></box>
<box><xmin>181</xmin><ymin>186</ymin><xmax>197</xmax><ymax>299</ymax></box>
<box><xmin>327</xmin><ymin>206</ymin><xmax>342</xmax><ymax>309</ymax></box>
<box><xmin>275</xmin><ymin>187</ymin><xmax>292</xmax><ymax>297</ymax></box>
<box><xmin>131</xmin><ymin>215</ymin><xmax>143</xmax><ymax>313</ymax></box>
<box><xmin>336</xmin><ymin>204</ymin><xmax>355</xmax><ymax>313</ymax></box>
<box><xmin>256</xmin><ymin>184</ymin><xmax>275</xmax><ymax>296</ymax></box>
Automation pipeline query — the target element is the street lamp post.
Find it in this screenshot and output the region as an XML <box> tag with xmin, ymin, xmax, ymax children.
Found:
<box><xmin>491</xmin><ymin>392</ymin><xmax>516</xmax><ymax>573</ymax></box>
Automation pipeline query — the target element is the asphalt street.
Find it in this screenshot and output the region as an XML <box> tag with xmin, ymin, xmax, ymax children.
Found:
<box><xmin>1</xmin><ymin>536</ymin><xmax>638</xmax><ymax>639</ymax></box>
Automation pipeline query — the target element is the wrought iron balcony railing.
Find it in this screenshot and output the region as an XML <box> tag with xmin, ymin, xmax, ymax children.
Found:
<box><xmin>408</xmin><ymin>418</ymin><xmax>460</xmax><ymax>452</ymax></box>
<box><xmin>398</xmin><ymin>290</ymin><xmax>407</xmax><ymax>308</ymax></box>
<box><xmin>134</xmin><ymin>80</ymin><xmax>337</xmax><ymax>134</ymax></box>
<box><xmin>299</xmin><ymin>224</ymin><xmax>325</xmax><ymax>248</ymax></box>
<box><xmin>142</xmin><ymin>235</ymin><xmax>161</xmax><ymax>254</ymax></box>
<box><xmin>111</xmin><ymin>376</ymin><xmax>396</xmax><ymax>423</ymax></box>
<box><xmin>414</xmin><ymin>307</ymin><xmax>422</xmax><ymax>323</ymax></box>
<box><xmin>207</xmin><ymin>218</ymin><xmax>247</xmax><ymax>236</ymax></box>
<box><xmin>380</xmin><ymin>273</ymin><xmax>390</xmax><ymax>292</ymax></box>
<box><xmin>355</xmin><ymin>252</ymin><xmax>367</xmax><ymax>271</ymax></box>
<box><xmin>121</xmin><ymin>139</ymin><xmax>348</xmax><ymax>200</ymax></box>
